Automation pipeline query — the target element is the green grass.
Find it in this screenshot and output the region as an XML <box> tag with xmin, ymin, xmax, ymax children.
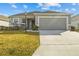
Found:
<box><xmin>0</xmin><ymin>31</ymin><xmax>40</xmax><ymax>56</ymax></box>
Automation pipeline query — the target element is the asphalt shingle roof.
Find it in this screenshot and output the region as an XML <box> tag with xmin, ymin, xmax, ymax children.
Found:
<box><xmin>9</xmin><ymin>10</ymin><xmax>70</xmax><ymax>17</ymax></box>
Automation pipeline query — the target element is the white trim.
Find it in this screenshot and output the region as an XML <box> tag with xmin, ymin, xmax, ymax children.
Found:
<box><xmin>37</xmin><ymin>16</ymin><xmax>68</xmax><ymax>18</ymax></box>
<box><xmin>38</xmin><ymin>16</ymin><xmax>39</xmax><ymax>26</ymax></box>
<box><xmin>66</xmin><ymin>17</ymin><xmax>69</xmax><ymax>30</ymax></box>
<box><xmin>37</xmin><ymin>16</ymin><xmax>69</xmax><ymax>30</ymax></box>
<box><xmin>35</xmin><ymin>16</ymin><xmax>39</xmax><ymax>26</ymax></box>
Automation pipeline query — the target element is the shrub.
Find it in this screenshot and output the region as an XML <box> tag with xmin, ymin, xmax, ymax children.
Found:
<box><xmin>71</xmin><ymin>26</ymin><xmax>75</xmax><ymax>31</ymax></box>
<box><xmin>0</xmin><ymin>26</ymin><xmax>4</xmax><ymax>30</ymax></box>
<box><xmin>32</xmin><ymin>25</ymin><xmax>38</xmax><ymax>30</ymax></box>
<box><xmin>0</xmin><ymin>26</ymin><xmax>9</xmax><ymax>31</ymax></box>
<box><xmin>13</xmin><ymin>26</ymin><xmax>20</xmax><ymax>30</ymax></box>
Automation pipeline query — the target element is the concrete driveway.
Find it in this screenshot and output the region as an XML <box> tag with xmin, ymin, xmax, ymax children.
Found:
<box><xmin>33</xmin><ymin>30</ymin><xmax>79</xmax><ymax>56</ymax></box>
<box><xmin>40</xmin><ymin>30</ymin><xmax>79</xmax><ymax>45</ymax></box>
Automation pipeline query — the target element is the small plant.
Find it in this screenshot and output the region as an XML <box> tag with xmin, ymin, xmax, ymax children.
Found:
<box><xmin>71</xmin><ymin>26</ymin><xmax>75</xmax><ymax>31</ymax></box>
<box><xmin>13</xmin><ymin>26</ymin><xmax>20</xmax><ymax>30</ymax></box>
<box><xmin>32</xmin><ymin>25</ymin><xmax>38</xmax><ymax>30</ymax></box>
<box><xmin>0</xmin><ymin>26</ymin><xmax>4</xmax><ymax>30</ymax></box>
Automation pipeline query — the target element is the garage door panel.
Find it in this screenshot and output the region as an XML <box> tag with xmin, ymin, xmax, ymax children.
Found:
<box><xmin>39</xmin><ymin>18</ymin><xmax>66</xmax><ymax>30</ymax></box>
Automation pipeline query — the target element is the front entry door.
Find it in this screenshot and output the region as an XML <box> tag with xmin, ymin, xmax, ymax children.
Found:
<box><xmin>27</xmin><ymin>18</ymin><xmax>35</xmax><ymax>30</ymax></box>
<box><xmin>27</xmin><ymin>19</ymin><xmax>32</xmax><ymax>30</ymax></box>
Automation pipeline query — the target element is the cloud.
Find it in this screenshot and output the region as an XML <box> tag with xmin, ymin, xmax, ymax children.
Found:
<box><xmin>47</xmin><ymin>3</ymin><xmax>61</xmax><ymax>7</ymax></box>
<box><xmin>38</xmin><ymin>3</ymin><xmax>43</xmax><ymax>7</ymax></box>
<box><xmin>64</xmin><ymin>8</ymin><xmax>72</xmax><ymax>13</ymax></box>
<box><xmin>38</xmin><ymin>3</ymin><xmax>61</xmax><ymax>7</ymax></box>
<box><xmin>9</xmin><ymin>3</ymin><xmax>17</xmax><ymax>9</ymax></box>
<box><xmin>65</xmin><ymin>8</ymin><xmax>69</xmax><ymax>11</ymax></box>
<box><xmin>71</xmin><ymin>8</ymin><xmax>76</xmax><ymax>11</ymax></box>
<box><xmin>11</xmin><ymin>4</ymin><xmax>17</xmax><ymax>8</ymax></box>
<box><xmin>37</xmin><ymin>3</ymin><xmax>49</xmax><ymax>10</ymax></box>
<box><xmin>0</xmin><ymin>13</ymin><xmax>9</xmax><ymax>16</ymax></box>
<box><xmin>23</xmin><ymin>5</ymin><xmax>28</xmax><ymax>9</ymax></box>
<box><xmin>23</xmin><ymin>5</ymin><xmax>30</xmax><ymax>12</ymax></box>
<box><xmin>37</xmin><ymin>3</ymin><xmax>47</xmax><ymax>8</ymax></box>
<box><xmin>72</xmin><ymin>3</ymin><xmax>77</xmax><ymax>5</ymax></box>
<box><xmin>41</xmin><ymin>7</ymin><xmax>49</xmax><ymax>10</ymax></box>
<box><xmin>37</xmin><ymin>3</ymin><xmax>61</xmax><ymax>10</ymax></box>
<box><xmin>64</xmin><ymin>8</ymin><xmax>76</xmax><ymax>14</ymax></box>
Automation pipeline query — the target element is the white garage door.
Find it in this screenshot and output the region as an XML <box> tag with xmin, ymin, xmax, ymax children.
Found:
<box><xmin>39</xmin><ymin>18</ymin><xmax>66</xmax><ymax>30</ymax></box>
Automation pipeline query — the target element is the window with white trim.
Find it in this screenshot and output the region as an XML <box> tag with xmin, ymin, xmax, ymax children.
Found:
<box><xmin>13</xmin><ymin>18</ymin><xmax>20</xmax><ymax>26</ymax></box>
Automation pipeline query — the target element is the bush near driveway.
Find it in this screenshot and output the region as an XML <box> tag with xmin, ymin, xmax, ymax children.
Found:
<box><xmin>0</xmin><ymin>31</ymin><xmax>39</xmax><ymax>56</ymax></box>
<box><xmin>71</xmin><ymin>26</ymin><xmax>75</xmax><ymax>31</ymax></box>
<box><xmin>76</xmin><ymin>29</ymin><xmax>79</xmax><ymax>32</ymax></box>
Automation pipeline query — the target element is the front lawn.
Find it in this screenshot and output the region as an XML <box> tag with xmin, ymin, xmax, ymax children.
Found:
<box><xmin>0</xmin><ymin>31</ymin><xmax>39</xmax><ymax>56</ymax></box>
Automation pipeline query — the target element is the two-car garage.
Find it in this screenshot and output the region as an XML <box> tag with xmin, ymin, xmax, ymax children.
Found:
<box><xmin>38</xmin><ymin>16</ymin><xmax>68</xmax><ymax>30</ymax></box>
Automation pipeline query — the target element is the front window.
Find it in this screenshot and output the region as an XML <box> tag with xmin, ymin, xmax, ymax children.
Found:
<box><xmin>22</xmin><ymin>19</ymin><xmax>26</xmax><ymax>23</ymax></box>
<box><xmin>13</xmin><ymin>18</ymin><xmax>19</xmax><ymax>26</ymax></box>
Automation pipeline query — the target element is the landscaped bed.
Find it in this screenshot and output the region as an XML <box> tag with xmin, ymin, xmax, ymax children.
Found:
<box><xmin>75</xmin><ymin>29</ymin><xmax>79</xmax><ymax>32</ymax></box>
<box><xmin>0</xmin><ymin>31</ymin><xmax>39</xmax><ymax>56</ymax></box>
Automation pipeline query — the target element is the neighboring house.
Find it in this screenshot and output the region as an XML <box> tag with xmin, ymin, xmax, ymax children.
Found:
<box><xmin>0</xmin><ymin>15</ymin><xmax>9</xmax><ymax>27</ymax></box>
<box><xmin>71</xmin><ymin>15</ymin><xmax>79</xmax><ymax>29</ymax></box>
<box><xmin>9</xmin><ymin>11</ymin><xmax>71</xmax><ymax>30</ymax></box>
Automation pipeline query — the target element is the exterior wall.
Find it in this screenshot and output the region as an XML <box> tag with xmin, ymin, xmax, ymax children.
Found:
<box><xmin>9</xmin><ymin>13</ymin><xmax>71</xmax><ymax>30</ymax></box>
<box><xmin>71</xmin><ymin>16</ymin><xmax>79</xmax><ymax>29</ymax></box>
<box><xmin>9</xmin><ymin>15</ymin><xmax>27</xmax><ymax>27</ymax></box>
<box><xmin>35</xmin><ymin>15</ymin><xmax>71</xmax><ymax>30</ymax></box>
<box><xmin>71</xmin><ymin>20</ymin><xmax>79</xmax><ymax>29</ymax></box>
<box><xmin>0</xmin><ymin>15</ymin><xmax>9</xmax><ymax>27</ymax></box>
<box><xmin>9</xmin><ymin>17</ymin><xmax>23</xmax><ymax>27</ymax></box>
<box><xmin>0</xmin><ymin>21</ymin><xmax>9</xmax><ymax>27</ymax></box>
<box><xmin>9</xmin><ymin>15</ymin><xmax>35</xmax><ymax>30</ymax></box>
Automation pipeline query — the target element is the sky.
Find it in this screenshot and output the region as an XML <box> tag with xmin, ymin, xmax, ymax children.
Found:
<box><xmin>0</xmin><ymin>3</ymin><xmax>79</xmax><ymax>16</ymax></box>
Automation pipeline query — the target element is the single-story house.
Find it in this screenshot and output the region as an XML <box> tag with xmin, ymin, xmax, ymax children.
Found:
<box><xmin>0</xmin><ymin>15</ymin><xmax>9</xmax><ymax>27</ymax></box>
<box><xmin>9</xmin><ymin>11</ymin><xmax>71</xmax><ymax>30</ymax></box>
<box><xmin>71</xmin><ymin>15</ymin><xmax>79</xmax><ymax>29</ymax></box>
